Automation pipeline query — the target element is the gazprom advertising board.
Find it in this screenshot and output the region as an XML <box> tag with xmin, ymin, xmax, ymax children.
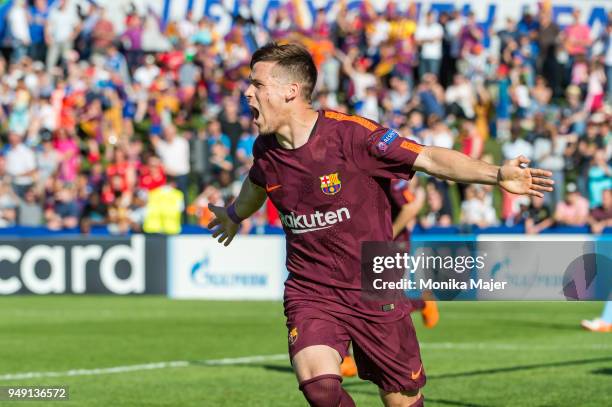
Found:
<box><xmin>168</xmin><ymin>235</ymin><xmax>286</xmax><ymax>300</ymax></box>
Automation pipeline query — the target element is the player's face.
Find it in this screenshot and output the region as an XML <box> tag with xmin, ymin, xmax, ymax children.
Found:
<box><xmin>245</xmin><ymin>61</ymin><xmax>289</xmax><ymax>134</ymax></box>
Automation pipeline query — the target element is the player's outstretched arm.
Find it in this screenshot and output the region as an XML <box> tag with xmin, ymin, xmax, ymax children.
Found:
<box><xmin>413</xmin><ymin>146</ymin><xmax>554</xmax><ymax>197</ymax></box>
<box><xmin>207</xmin><ymin>178</ymin><xmax>267</xmax><ymax>246</ymax></box>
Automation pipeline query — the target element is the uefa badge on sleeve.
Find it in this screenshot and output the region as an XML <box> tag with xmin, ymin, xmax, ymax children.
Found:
<box><xmin>320</xmin><ymin>173</ymin><xmax>342</xmax><ymax>195</ymax></box>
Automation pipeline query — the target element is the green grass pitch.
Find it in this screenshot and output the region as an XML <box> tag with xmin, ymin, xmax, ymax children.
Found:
<box><xmin>0</xmin><ymin>297</ymin><xmax>610</xmax><ymax>406</ymax></box>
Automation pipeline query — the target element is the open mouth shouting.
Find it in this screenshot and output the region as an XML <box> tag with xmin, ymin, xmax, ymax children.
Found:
<box><xmin>249</xmin><ymin>105</ymin><xmax>260</xmax><ymax>125</ymax></box>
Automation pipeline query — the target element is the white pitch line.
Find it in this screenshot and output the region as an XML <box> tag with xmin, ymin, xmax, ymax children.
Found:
<box><xmin>0</xmin><ymin>354</ymin><xmax>286</xmax><ymax>382</ymax></box>
<box><xmin>1</xmin><ymin>342</ymin><xmax>610</xmax><ymax>382</ymax></box>
<box><xmin>202</xmin><ymin>354</ymin><xmax>288</xmax><ymax>366</ymax></box>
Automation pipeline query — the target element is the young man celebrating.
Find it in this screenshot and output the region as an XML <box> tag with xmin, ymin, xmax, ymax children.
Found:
<box><xmin>208</xmin><ymin>43</ymin><xmax>553</xmax><ymax>407</ymax></box>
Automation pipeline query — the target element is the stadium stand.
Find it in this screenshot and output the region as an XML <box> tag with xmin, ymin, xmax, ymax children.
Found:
<box><xmin>0</xmin><ymin>0</ymin><xmax>609</xmax><ymax>235</ymax></box>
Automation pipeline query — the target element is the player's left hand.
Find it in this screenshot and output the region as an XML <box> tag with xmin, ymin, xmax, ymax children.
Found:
<box><xmin>498</xmin><ymin>156</ymin><xmax>554</xmax><ymax>197</ymax></box>
<box><xmin>207</xmin><ymin>204</ymin><xmax>240</xmax><ymax>246</ymax></box>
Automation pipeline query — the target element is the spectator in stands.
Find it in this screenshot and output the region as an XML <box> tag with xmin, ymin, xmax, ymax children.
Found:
<box><xmin>18</xmin><ymin>187</ymin><xmax>43</xmax><ymax>227</ymax></box>
<box><xmin>338</xmin><ymin>47</ymin><xmax>377</xmax><ymax>108</ymax></box>
<box><xmin>459</xmin><ymin>119</ymin><xmax>483</xmax><ymax>160</ymax></box>
<box><xmin>445</xmin><ymin>74</ymin><xmax>475</xmax><ymax>119</ymax></box>
<box><xmin>0</xmin><ymin>182</ymin><xmax>18</xmax><ymax>227</ymax></box>
<box><xmin>416</xmin><ymin>74</ymin><xmax>445</xmax><ymax>119</ymax></box>
<box><xmin>8</xmin><ymin>0</ymin><xmax>31</xmax><ymax>63</ymax></box>
<box><xmin>588</xmin><ymin>149</ymin><xmax>612</xmax><ymax>208</ymax></box>
<box><xmin>503</xmin><ymin>121</ymin><xmax>534</xmax><ymax>161</ymax></box>
<box><xmin>143</xmin><ymin>176</ymin><xmax>184</xmax><ymax>235</ymax></box>
<box><xmin>533</xmin><ymin>121</ymin><xmax>566</xmax><ymax>208</ymax></box>
<box><xmin>177</xmin><ymin>50</ymin><xmax>200</xmax><ymax>114</ymax></box>
<box><xmin>589</xmin><ymin>189</ymin><xmax>612</xmax><ymax>234</ymax></box>
<box><xmin>564</xmin><ymin>9</ymin><xmax>591</xmax><ymax>61</ymax></box>
<box><xmin>603</xmin><ymin>22</ymin><xmax>612</xmax><ymax>103</ymax></box>
<box><xmin>0</xmin><ymin>155</ymin><xmax>7</xmax><ymax>184</ymax></box>
<box><xmin>5</xmin><ymin>132</ymin><xmax>37</xmax><ymax>198</ymax></box>
<box><xmin>415</xmin><ymin>11</ymin><xmax>443</xmax><ymax>78</ymax></box>
<box><xmin>133</xmin><ymin>54</ymin><xmax>160</xmax><ymax>89</ymax></box>
<box><xmin>421</xmin><ymin>115</ymin><xmax>453</xmax><ymax>149</ymax></box>
<box><xmin>127</xmin><ymin>190</ymin><xmax>146</xmax><ymax>233</ymax></box>
<box><xmin>35</xmin><ymin>131</ymin><xmax>58</xmax><ymax>192</ymax></box>
<box><xmin>530</xmin><ymin>76</ymin><xmax>553</xmax><ymax>116</ymax></box>
<box><xmin>420</xmin><ymin>181</ymin><xmax>452</xmax><ymax>229</ymax></box>
<box><xmin>458</xmin><ymin>12</ymin><xmax>483</xmax><ymax>58</ymax></box>
<box><xmin>138</xmin><ymin>154</ymin><xmax>166</xmax><ymax>192</ymax></box>
<box><xmin>218</xmin><ymin>98</ymin><xmax>243</xmax><ymax>162</ymax></box>
<box><xmin>460</xmin><ymin>184</ymin><xmax>498</xmax><ymax>228</ymax></box>
<box><xmin>235</xmin><ymin>123</ymin><xmax>256</xmax><ymax>178</ymax></box>
<box><xmin>45</xmin><ymin>182</ymin><xmax>79</xmax><ymax>230</ymax></box>
<box><xmin>107</xmin><ymin>199</ymin><xmax>131</xmax><ymax>235</ymax></box>
<box><xmin>45</xmin><ymin>0</ymin><xmax>80</xmax><ymax>73</ymax></box>
<box><xmin>206</xmin><ymin>119</ymin><xmax>231</xmax><ymax>150</ymax></box>
<box><xmin>515</xmin><ymin>195</ymin><xmax>554</xmax><ymax>234</ymax></box>
<box><xmin>29</xmin><ymin>0</ymin><xmax>49</xmax><ymax>63</ymax></box>
<box><xmin>121</xmin><ymin>9</ymin><xmax>143</xmax><ymax>69</ymax></box>
<box><xmin>91</xmin><ymin>8</ymin><xmax>115</xmax><ymax>57</ymax></box>
<box><xmin>151</xmin><ymin>124</ymin><xmax>190</xmax><ymax>201</ymax></box>
<box><xmin>188</xmin><ymin>184</ymin><xmax>223</xmax><ymax>228</ymax></box>
<box><xmin>577</xmin><ymin>119</ymin><xmax>605</xmax><ymax>197</ymax></box>
<box><xmin>53</xmin><ymin>128</ymin><xmax>80</xmax><ymax>183</ymax></box>
<box><xmin>554</xmin><ymin>182</ymin><xmax>590</xmax><ymax>227</ymax></box>
<box><xmin>79</xmin><ymin>192</ymin><xmax>107</xmax><ymax>234</ymax></box>
<box><xmin>357</xmin><ymin>85</ymin><xmax>381</xmax><ymax>122</ymax></box>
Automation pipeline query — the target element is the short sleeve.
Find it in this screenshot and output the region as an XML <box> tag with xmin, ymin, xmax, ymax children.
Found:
<box><xmin>248</xmin><ymin>137</ymin><xmax>266</xmax><ymax>188</ymax></box>
<box><xmin>349</xmin><ymin>126</ymin><xmax>423</xmax><ymax>180</ymax></box>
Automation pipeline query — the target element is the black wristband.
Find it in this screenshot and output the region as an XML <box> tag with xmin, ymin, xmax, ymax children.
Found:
<box><xmin>226</xmin><ymin>203</ymin><xmax>244</xmax><ymax>224</ymax></box>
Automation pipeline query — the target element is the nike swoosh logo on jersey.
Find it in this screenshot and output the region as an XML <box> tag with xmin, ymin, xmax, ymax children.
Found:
<box><xmin>266</xmin><ymin>184</ymin><xmax>282</xmax><ymax>192</ymax></box>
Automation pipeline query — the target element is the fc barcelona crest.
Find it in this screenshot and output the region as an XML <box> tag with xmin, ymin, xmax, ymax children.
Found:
<box><xmin>320</xmin><ymin>172</ymin><xmax>342</xmax><ymax>195</ymax></box>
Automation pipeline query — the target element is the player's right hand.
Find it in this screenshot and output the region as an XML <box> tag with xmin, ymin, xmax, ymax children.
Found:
<box><xmin>207</xmin><ymin>204</ymin><xmax>240</xmax><ymax>247</ymax></box>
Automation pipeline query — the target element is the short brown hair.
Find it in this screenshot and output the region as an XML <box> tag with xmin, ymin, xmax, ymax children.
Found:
<box><xmin>250</xmin><ymin>42</ymin><xmax>318</xmax><ymax>102</ymax></box>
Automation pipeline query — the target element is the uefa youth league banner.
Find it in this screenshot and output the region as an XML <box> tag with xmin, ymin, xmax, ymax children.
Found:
<box><xmin>2</xmin><ymin>1</ymin><xmax>606</xmax><ymax>43</ymax></box>
<box><xmin>167</xmin><ymin>235</ymin><xmax>286</xmax><ymax>300</ymax></box>
<box><xmin>0</xmin><ymin>235</ymin><xmax>167</xmax><ymax>295</ymax></box>
<box><xmin>149</xmin><ymin>0</ymin><xmax>610</xmax><ymax>38</ymax></box>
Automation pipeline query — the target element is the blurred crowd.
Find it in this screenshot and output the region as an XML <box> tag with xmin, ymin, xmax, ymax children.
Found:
<box><xmin>0</xmin><ymin>0</ymin><xmax>610</xmax><ymax>235</ymax></box>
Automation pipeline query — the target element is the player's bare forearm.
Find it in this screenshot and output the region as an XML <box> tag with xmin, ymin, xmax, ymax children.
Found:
<box><xmin>414</xmin><ymin>146</ymin><xmax>499</xmax><ymax>185</ymax></box>
<box><xmin>414</xmin><ymin>146</ymin><xmax>554</xmax><ymax>197</ymax></box>
<box><xmin>233</xmin><ymin>178</ymin><xmax>267</xmax><ymax>219</ymax></box>
<box><xmin>392</xmin><ymin>205</ymin><xmax>418</xmax><ymax>239</ymax></box>
<box><xmin>392</xmin><ymin>191</ymin><xmax>425</xmax><ymax>239</ymax></box>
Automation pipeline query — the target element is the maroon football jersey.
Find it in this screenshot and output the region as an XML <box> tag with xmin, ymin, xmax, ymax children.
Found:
<box><xmin>249</xmin><ymin>110</ymin><xmax>422</xmax><ymax>321</ymax></box>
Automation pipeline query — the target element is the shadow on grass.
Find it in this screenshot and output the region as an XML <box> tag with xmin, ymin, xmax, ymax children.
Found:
<box><xmin>260</xmin><ymin>365</ymin><xmax>293</xmax><ymax>374</ymax></box>
<box><xmin>496</xmin><ymin>319</ymin><xmax>581</xmax><ymax>331</ymax></box>
<box><xmin>190</xmin><ymin>356</ymin><xmax>612</xmax><ymax>380</ymax></box>
<box><xmin>591</xmin><ymin>367</ymin><xmax>612</xmax><ymax>375</ymax></box>
<box><xmin>341</xmin><ymin>385</ymin><xmax>487</xmax><ymax>406</ymax></box>
<box><xmin>426</xmin><ymin>355</ymin><xmax>612</xmax><ymax>380</ymax></box>
<box><xmin>198</xmin><ymin>355</ymin><xmax>612</xmax><ymax>380</ymax></box>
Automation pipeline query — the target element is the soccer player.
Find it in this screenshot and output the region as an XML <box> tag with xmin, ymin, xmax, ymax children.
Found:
<box><xmin>581</xmin><ymin>301</ymin><xmax>612</xmax><ymax>332</ymax></box>
<box><xmin>208</xmin><ymin>43</ymin><xmax>553</xmax><ymax>407</ymax></box>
